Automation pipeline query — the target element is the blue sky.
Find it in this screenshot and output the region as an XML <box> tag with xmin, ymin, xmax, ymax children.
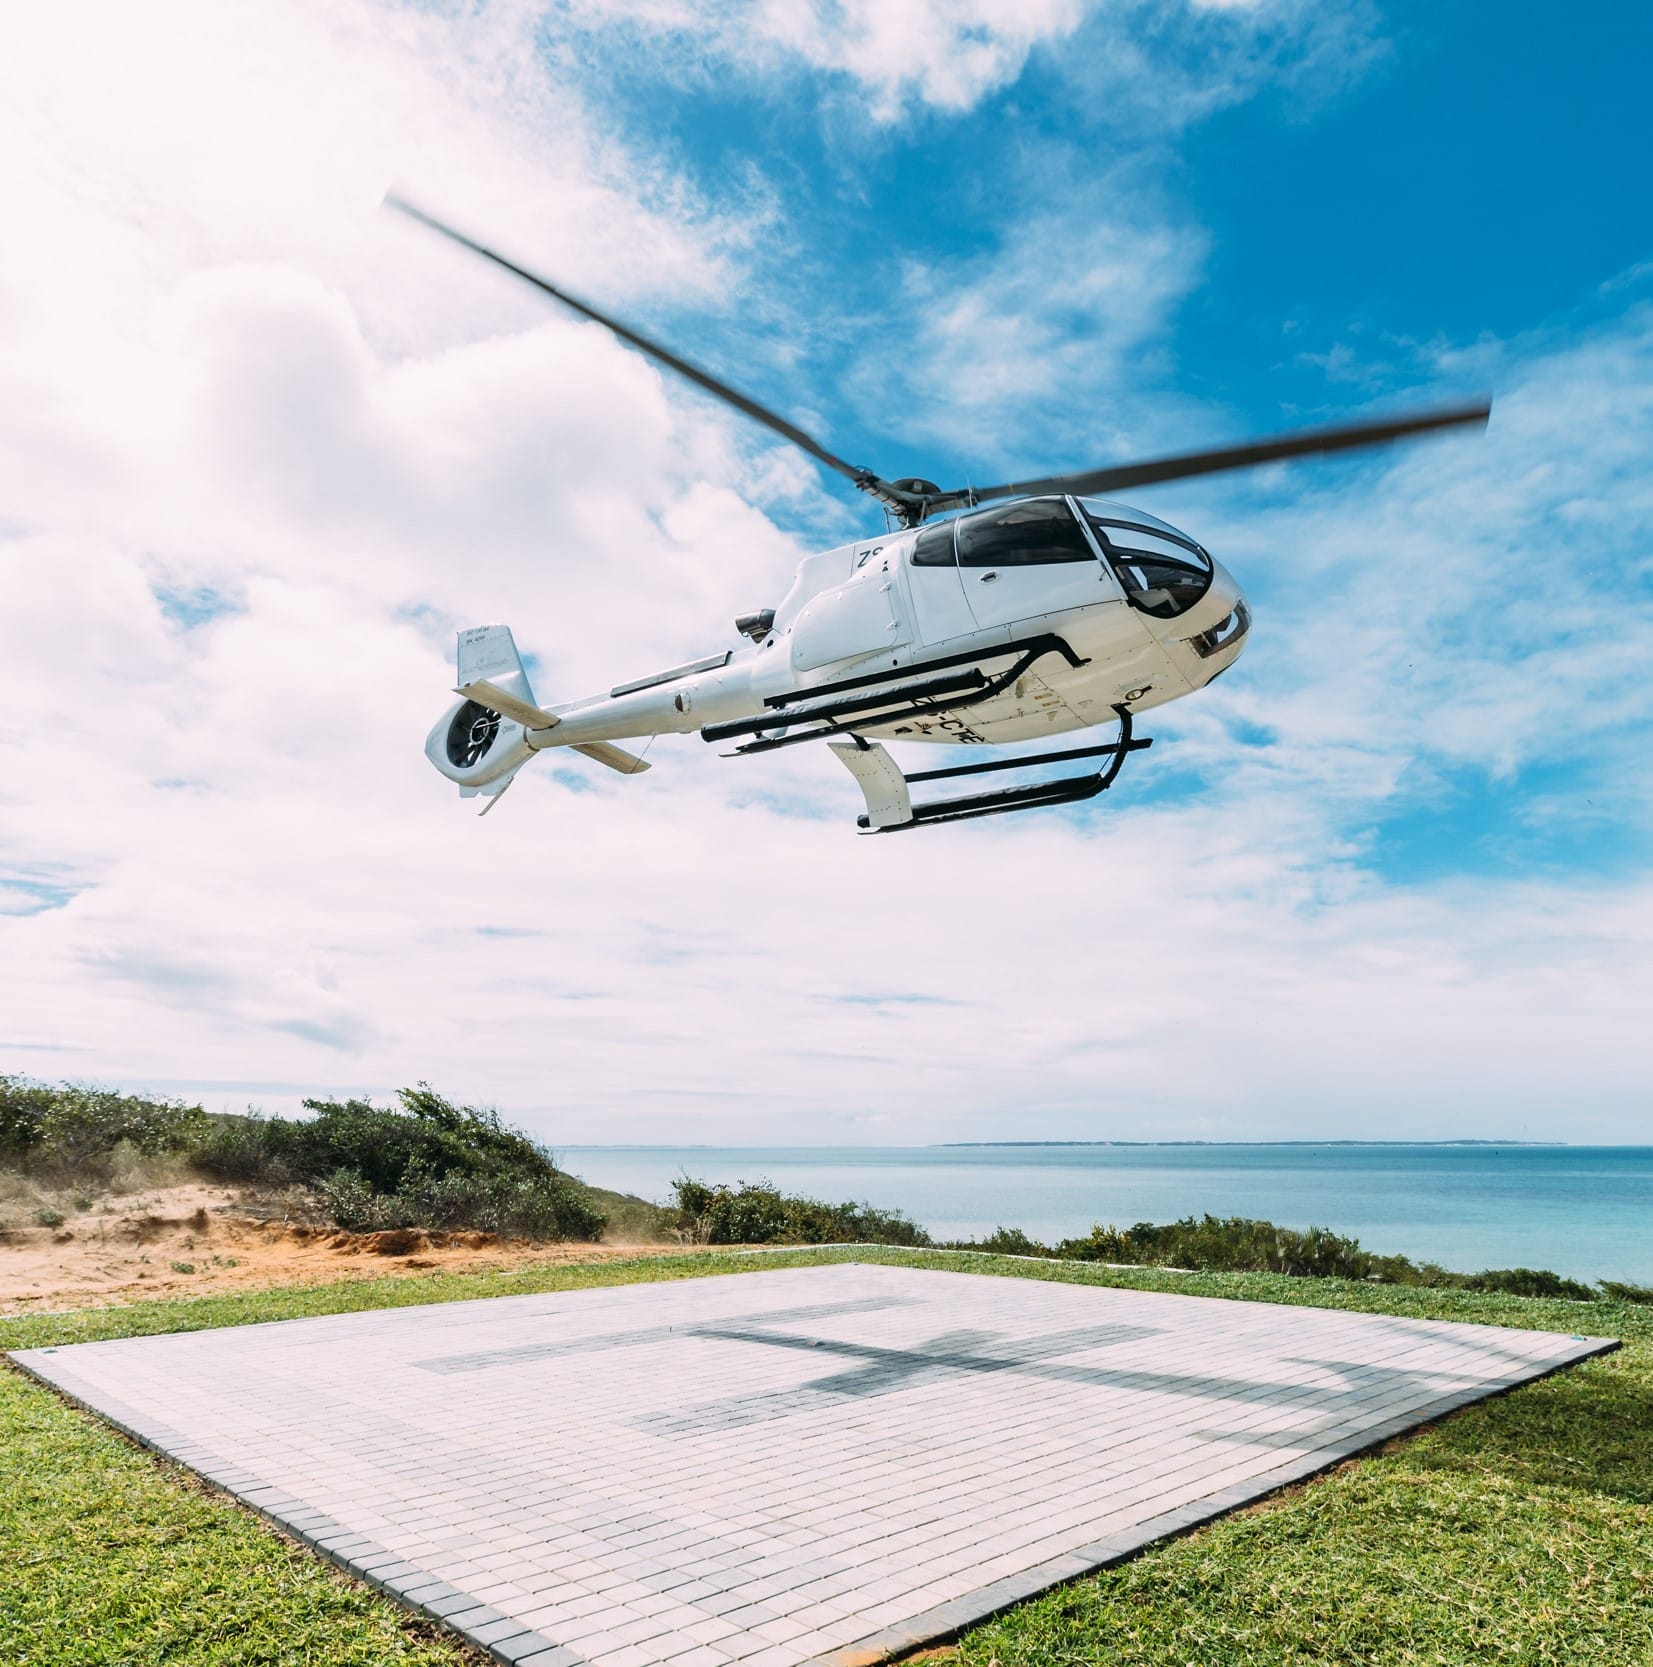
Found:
<box><xmin>2</xmin><ymin>0</ymin><xmax>1650</xmax><ymax>1143</ymax></box>
<box><xmin>568</xmin><ymin>0</ymin><xmax>1653</xmax><ymax>888</ymax></box>
<box><xmin>586</xmin><ymin>3</ymin><xmax>1653</xmax><ymax>449</ymax></box>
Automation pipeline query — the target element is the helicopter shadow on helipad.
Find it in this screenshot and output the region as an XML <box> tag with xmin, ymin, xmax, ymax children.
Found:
<box><xmin>10</xmin><ymin>1261</ymin><xmax>1614</xmax><ymax>1667</ymax></box>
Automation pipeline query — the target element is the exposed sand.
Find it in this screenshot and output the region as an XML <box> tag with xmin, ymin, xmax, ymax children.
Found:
<box><xmin>0</xmin><ymin>1182</ymin><xmax>684</xmax><ymax>1314</ymax></box>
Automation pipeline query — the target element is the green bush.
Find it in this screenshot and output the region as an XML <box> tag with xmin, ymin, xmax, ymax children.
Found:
<box><xmin>189</xmin><ymin>1114</ymin><xmax>294</xmax><ymax>1184</ymax></box>
<box><xmin>0</xmin><ymin>1077</ymin><xmax>207</xmax><ymax>1177</ymax></box>
<box><xmin>1053</xmin><ymin>1214</ymin><xmax>1377</xmax><ymax>1280</ymax></box>
<box><xmin>669</xmin><ymin>1178</ymin><xmax>931</xmax><ymax>1247</ymax></box>
<box><xmin>0</xmin><ymin>1077</ymin><xmax>54</xmax><ymax>1162</ymax></box>
<box><xmin>1598</xmin><ymin>1279</ymin><xmax>1653</xmax><ymax>1305</ymax></box>
<box><xmin>942</xmin><ymin>1213</ymin><xmax>1598</xmax><ymax>1302</ymax></box>
<box><xmin>972</xmin><ymin>1226</ymin><xmax>1049</xmax><ymax>1257</ymax></box>
<box><xmin>1460</xmin><ymin>1267</ymin><xmax>1597</xmax><ymax>1301</ymax></box>
<box><xmin>195</xmin><ymin>1085</ymin><xmax>568</xmax><ymax>1192</ymax></box>
<box><xmin>317</xmin><ymin>1164</ymin><xmax>605</xmax><ymax>1241</ymax></box>
<box><xmin>192</xmin><ymin>1085</ymin><xmax>606</xmax><ymax>1242</ymax></box>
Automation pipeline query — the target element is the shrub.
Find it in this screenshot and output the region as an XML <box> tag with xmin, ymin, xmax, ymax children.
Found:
<box><xmin>0</xmin><ymin>1077</ymin><xmax>207</xmax><ymax>1178</ymax></box>
<box><xmin>942</xmin><ymin>1214</ymin><xmax>1597</xmax><ymax>1302</ymax></box>
<box><xmin>1054</xmin><ymin>1215</ymin><xmax>1376</xmax><ymax>1280</ymax></box>
<box><xmin>1599</xmin><ymin>1279</ymin><xmax>1653</xmax><ymax>1305</ymax></box>
<box><xmin>189</xmin><ymin>1115</ymin><xmax>294</xmax><ymax>1184</ymax></box>
<box><xmin>669</xmin><ymin>1178</ymin><xmax>931</xmax><ymax>1247</ymax></box>
<box><xmin>831</xmin><ymin>1200</ymin><xmax>933</xmax><ymax>1247</ymax></box>
<box><xmin>957</xmin><ymin>1226</ymin><xmax>1052</xmax><ymax>1257</ymax></box>
<box><xmin>192</xmin><ymin>1085</ymin><xmax>606</xmax><ymax>1243</ymax></box>
<box><xmin>0</xmin><ymin>1077</ymin><xmax>54</xmax><ymax>1162</ymax></box>
<box><xmin>1460</xmin><ymin>1267</ymin><xmax>1597</xmax><ymax>1301</ymax></box>
<box><xmin>195</xmin><ymin>1086</ymin><xmax>568</xmax><ymax>1193</ymax></box>
<box><xmin>317</xmin><ymin>1164</ymin><xmax>606</xmax><ymax>1241</ymax></box>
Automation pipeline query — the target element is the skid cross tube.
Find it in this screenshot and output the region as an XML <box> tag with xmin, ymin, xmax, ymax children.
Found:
<box><xmin>859</xmin><ymin>704</ymin><xmax>1148</xmax><ymax>832</ymax></box>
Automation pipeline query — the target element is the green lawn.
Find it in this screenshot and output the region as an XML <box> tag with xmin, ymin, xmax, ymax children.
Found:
<box><xmin>3</xmin><ymin>1248</ymin><xmax>1649</xmax><ymax>1666</ymax></box>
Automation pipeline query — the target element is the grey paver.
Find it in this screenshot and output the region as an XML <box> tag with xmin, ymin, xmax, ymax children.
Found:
<box><xmin>8</xmin><ymin>1262</ymin><xmax>1614</xmax><ymax>1667</ymax></box>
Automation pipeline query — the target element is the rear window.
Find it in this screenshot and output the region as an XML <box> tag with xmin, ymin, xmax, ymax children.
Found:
<box><xmin>910</xmin><ymin>522</ymin><xmax>957</xmax><ymax>566</ymax></box>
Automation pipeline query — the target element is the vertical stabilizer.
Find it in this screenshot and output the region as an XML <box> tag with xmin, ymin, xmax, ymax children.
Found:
<box><xmin>457</xmin><ymin>625</ymin><xmax>536</xmax><ymax>708</ymax></box>
<box><xmin>426</xmin><ymin>624</ymin><xmax>538</xmax><ymax>799</ymax></box>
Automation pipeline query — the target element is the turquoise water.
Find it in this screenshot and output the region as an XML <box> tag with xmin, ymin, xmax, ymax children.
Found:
<box><xmin>561</xmin><ymin>1144</ymin><xmax>1653</xmax><ymax>1285</ymax></box>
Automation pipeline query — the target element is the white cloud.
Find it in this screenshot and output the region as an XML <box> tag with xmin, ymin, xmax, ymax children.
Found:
<box><xmin>744</xmin><ymin>0</ymin><xmax>1087</xmax><ymax>118</ymax></box>
<box><xmin>554</xmin><ymin>0</ymin><xmax>1375</xmax><ymax>127</ymax></box>
<box><xmin>2</xmin><ymin>0</ymin><xmax>1651</xmax><ymax>1153</ymax></box>
<box><xmin>557</xmin><ymin>0</ymin><xmax>1084</xmax><ymax>122</ymax></box>
<box><xmin>849</xmin><ymin>194</ymin><xmax>1209</xmax><ymax>469</ymax></box>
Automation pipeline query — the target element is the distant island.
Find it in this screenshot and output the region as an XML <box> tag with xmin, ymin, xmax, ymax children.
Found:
<box><xmin>935</xmin><ymin>1139</ymin><xmax>1566</xmax><ymax>1148</ymax></box>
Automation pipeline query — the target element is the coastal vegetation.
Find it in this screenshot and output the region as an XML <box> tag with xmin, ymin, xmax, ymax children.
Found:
<box><xmin>1</xmin><ymin>1247</ymin><xmax>1648</xmax><ymax>1665</ymax></box>
<box><xmin>1</xmin><ymin>1076</ymin><xmax>607</xmax><ymax>1243</ymax></box>
<box><xmin>670</xmin><ymin>1177</ymin><xmax>1640</xmax><ymax>1304</ymax></box>
<box><xmin>955</xmin><ymin>1217</ymin><xmax>1607</xmax><ymax>1301</ymax></box>
<box><xmin>3</xmin><ymin>1075</ymin><xmax>1643</xmax><ymax>1301</ymax></box>
<box><xmin>190</xmin><ymin>1086</ymin><xmax>607</xmax><ymax>1241</ymax></box>
<box><xmin>0</xmin><ymin>1077</ymin><xmax>207</xmax><ymax>1179</ymax></box>
<box><xmin>666</xmin><ymin>1175</ymin><xmax>930</xmax><ymax>1247</ymax></box>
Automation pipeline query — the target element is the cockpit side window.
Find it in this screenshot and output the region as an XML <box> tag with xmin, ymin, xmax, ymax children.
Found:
<box><xmin>910</xmin><ymin>521</ymin><xmax>957</xmax><ymax>566</ymax></box>
<box><xmin>1080</xmin><ymin>508</ymin><xmax>1213</xmax><ymax>618</ymax></box>
<box><xmin>955</xmin><ymin>497</ymin><xmax>1096</xmax><ymax>566</ymax></box>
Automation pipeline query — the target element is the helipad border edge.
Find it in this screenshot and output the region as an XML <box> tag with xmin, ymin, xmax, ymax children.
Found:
<box><xmin>7</xmin><ymin>1265</ymin><xmax>1620</xmax><ymax>1667</ymax></box>
<box><xmin>5</xmin><ymin>1349</ymin><xmax>585</xmax><ymax>1667</ymax></box>
<box><xmin>809</xmin><ymin>1328</ymin><xmax>1618</xmax><ymax>1667</ymax></box>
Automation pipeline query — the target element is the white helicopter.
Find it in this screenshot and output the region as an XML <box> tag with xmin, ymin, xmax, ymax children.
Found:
<box><xmin>392</xmin><ymin>198</ymin><xmax>1489</xmax><ymax>833</ymax></box>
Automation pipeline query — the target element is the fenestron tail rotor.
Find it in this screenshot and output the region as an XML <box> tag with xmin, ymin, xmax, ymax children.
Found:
<box><xmin>385</xmin><ymin>194</ymin><xmax>1489</xmax><ymax>526</ymax></box>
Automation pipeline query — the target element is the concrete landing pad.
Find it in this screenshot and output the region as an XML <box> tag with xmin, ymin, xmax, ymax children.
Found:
<box><xmin>13</xmin><ymin>1262</ymin><xmax>1613</xmax><ymax>1667</ymax></box>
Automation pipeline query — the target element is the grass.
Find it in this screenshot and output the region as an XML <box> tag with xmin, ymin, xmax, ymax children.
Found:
<box><xmin>2</xmin><ymin>1247</ymin><xmax>1650</xmax><ymax>1666</ymax></box>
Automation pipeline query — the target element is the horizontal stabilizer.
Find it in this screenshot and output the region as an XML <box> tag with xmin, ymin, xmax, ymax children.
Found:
<box><xmin>456</xmin><ymin>678</ymin><xmax>559</xmax><ymax>731</ymax></box>
<box><xmin>572</xmin><ymin>741</ymin><xmax>651</xmax><ymax>775</ymax></box>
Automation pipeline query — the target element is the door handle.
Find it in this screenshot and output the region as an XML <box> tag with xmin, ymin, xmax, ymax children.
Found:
<box><xmin>978</xmin><ymin>571</ymin><xmax>999</xmax><ymax>583</ymax></box>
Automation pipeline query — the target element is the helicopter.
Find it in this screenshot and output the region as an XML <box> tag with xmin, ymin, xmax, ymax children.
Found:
<box><xmin>390</xmin><ymin>196</ymin><xmax>1489</xmax><ymax>833</ymax></box>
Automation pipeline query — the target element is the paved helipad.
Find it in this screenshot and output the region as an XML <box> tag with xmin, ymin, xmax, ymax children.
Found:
<box><xmin>13</xmin><ymin>1262</ymin><xmax>1613</xmax><ymax>1667</ymax></box>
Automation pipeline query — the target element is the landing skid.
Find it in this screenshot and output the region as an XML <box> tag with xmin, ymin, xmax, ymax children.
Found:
<box><xmin>831</xmin><ymin>705</ymin><xmax>1150</xmax><ymax>833</ymax></box>
<box><xmin>698</xmin><ymin>634</ymin><xmax>1151</xmax><ymax>831</ymax></box>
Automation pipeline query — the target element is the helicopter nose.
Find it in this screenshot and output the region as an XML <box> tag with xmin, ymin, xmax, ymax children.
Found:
<box><xmin>1183</xmin><ymin>560</ymin><xmax>1250</xmax><ymax>669</ymax></box>
<box><xmin>1206</xmin><ymin>559</ymin><xmax>1243</xmax><ymax>617</ymax></box>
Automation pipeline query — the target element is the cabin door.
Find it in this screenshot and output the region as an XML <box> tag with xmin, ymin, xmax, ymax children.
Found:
<box><xmin>956</xmin><ymin>497</ymin><xmax>1117</xmax><ymax>632</ymax></box>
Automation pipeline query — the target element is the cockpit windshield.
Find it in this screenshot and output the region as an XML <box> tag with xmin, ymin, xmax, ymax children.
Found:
<box><xmin>1077</xmin><ymin>497</ymin><xmax>1212</xmax><ymax>618</ymax></box>
<box><xmin>956</xmin><ymin>497</ymin><xmax>1095</xmax><ymax>565</ymax></box>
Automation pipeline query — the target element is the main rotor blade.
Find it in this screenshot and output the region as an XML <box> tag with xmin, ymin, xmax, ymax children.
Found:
<box><xmin>935</xmin><ymin>399</ymin><xmax>1491</xmax><ymax>514</ymax></box>
<box><xmin>384</xmin><ymin>193</ymin><xmax>890</xmax><ymax>495</ymax></box>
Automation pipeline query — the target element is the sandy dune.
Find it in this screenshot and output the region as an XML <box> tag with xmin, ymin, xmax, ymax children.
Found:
<box><xmin>0</xmin><ymin>1183</ymin><xmax>681</xmax><ymax>1314</ymax></box>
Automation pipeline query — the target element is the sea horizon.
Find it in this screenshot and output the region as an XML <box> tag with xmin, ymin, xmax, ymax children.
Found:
<box><xmin>559</xmin><ymin>1142</ymin><xmax>1653</xmax><ymax>1286</ymax></box>
<box><xmin>564</xmin><ymin>1138</ymin><xmax>1615</xmax><ymax>1149</ymax></box>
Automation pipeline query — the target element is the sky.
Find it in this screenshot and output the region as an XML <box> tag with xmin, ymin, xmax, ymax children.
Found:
<box><xmin>2</xmin><ymin>0</ymin><xmax>1651</xmax><ymax>1146</ymax></box>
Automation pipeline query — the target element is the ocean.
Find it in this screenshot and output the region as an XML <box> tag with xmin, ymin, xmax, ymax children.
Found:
<box><xmin>560</xmin><ymin>1143</ymin><xmax>1653</xmax><ymax>1286</ymax></box>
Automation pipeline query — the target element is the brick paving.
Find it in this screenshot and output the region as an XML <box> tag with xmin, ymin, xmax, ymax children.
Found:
<box><xmin>11</xmin><ymin>1261</ymin><xmax>1614</xmax><ymax>1667</ymax></box>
